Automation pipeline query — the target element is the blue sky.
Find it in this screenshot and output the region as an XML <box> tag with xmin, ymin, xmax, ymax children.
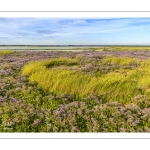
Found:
<box><xmin>0</xmin><ymin>18</ymin><xmax>150</xmax><ymax>45</ymax></box>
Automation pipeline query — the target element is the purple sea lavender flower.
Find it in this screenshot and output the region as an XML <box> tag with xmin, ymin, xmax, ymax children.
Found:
<box><xmin>120</xmin><ymin>128</ymin><xmax>126</xmax><ymax>132</ymax></box>
<box><xmin>32</xmin><ymin>119</ymin><xmax>40</xmax><ymax>127</ymax></box>
<box><xmin>9</xmin><ymin>97</ymin><xmax>17</xmax><ymax>103</ymax></box>
<box><xmin>132</xmin><ymin>122</ymin><xmax>137</xmax><ymax>127</ymax></box>
<box><xmin>0</xmin><ymin>97</ymin><xmax>4</xmax><ymax>103</ymax></box>
<box><xmin>134</xmin><ymin>119</ymin><xmax>140</xmax><ymax>124</ymax></box>
<box><xmin>71</xmin><ymin>126</ymin><xmax>77</xmax><ymax>132</ymax></box>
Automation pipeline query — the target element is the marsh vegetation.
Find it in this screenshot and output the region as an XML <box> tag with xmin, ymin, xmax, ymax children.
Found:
<box><xmin>1</xmin><ymin>48</ymin><xmax>150</xmax><ymax>132</ymax></box>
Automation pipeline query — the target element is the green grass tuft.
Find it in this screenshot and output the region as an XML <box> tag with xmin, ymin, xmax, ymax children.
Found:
<box><xmin>22</xmin><ymin>56</ymin><xmax>150</xmax><ymax>104</ymax></box>
<box><xmin>0</xmin><ymin>50</ymin><xmax>15</xmax><ymax>55</ymax></box>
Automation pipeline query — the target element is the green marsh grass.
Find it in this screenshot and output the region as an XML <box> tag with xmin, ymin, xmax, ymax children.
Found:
<box><xmin>0</xmin><ymin>50</ymin><xmax>15</xmax><ymax>55</ymax></box>
<box><xmin>22</xmin><ymin>56</ymin><xmax>150</xmax><ymax>104</ymax></box>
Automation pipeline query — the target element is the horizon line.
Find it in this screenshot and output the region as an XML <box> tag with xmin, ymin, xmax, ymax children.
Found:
<box><xmin>1</xmin><ymin>45</ymin><xmax>150</xmax><ymax>46</ymax></box>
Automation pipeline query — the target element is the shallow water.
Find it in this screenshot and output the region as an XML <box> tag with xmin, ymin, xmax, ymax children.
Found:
<box><xmin>0</xmin><ymin>46</ymin><xmax>103</xmax><ymax>50</ymax></box>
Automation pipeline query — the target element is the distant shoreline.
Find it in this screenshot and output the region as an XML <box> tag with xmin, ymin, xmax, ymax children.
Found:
<box><xmin>1</xmin><ymin>45</ymin><xmax>150</xmax><ymax>47</ymax></box>
<box><xmin>1</xmin><ymin>45</ymin><xmax>150</xmax><ymax>51</ymax></box>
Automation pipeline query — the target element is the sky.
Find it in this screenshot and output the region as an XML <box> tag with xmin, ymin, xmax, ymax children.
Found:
<box><xmin>0</xmin><ymin>18</ymin><xmax>150</xmax><ymax>45</ymax></box>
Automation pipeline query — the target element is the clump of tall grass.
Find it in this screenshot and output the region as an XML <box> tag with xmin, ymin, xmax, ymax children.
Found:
<box><xmin>103</xmin><ymin>56</ymin><xmax>140</xmax><ymax>66</ymax></box>
<box><xmin>0</xmin><ymin>50</ymin><xmax>15</xmax><ymax>55</ymax></box>
<box><xmin>22</xmin><ymin>56</ymin><xmax>150</xmax><ymax>104</ymax></box>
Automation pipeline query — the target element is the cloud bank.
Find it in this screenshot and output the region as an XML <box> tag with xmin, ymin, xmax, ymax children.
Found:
<box><xmin>0</xmin><ymin>18</ymin><xmax>150</xmax><ymax>45</ymax></box>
